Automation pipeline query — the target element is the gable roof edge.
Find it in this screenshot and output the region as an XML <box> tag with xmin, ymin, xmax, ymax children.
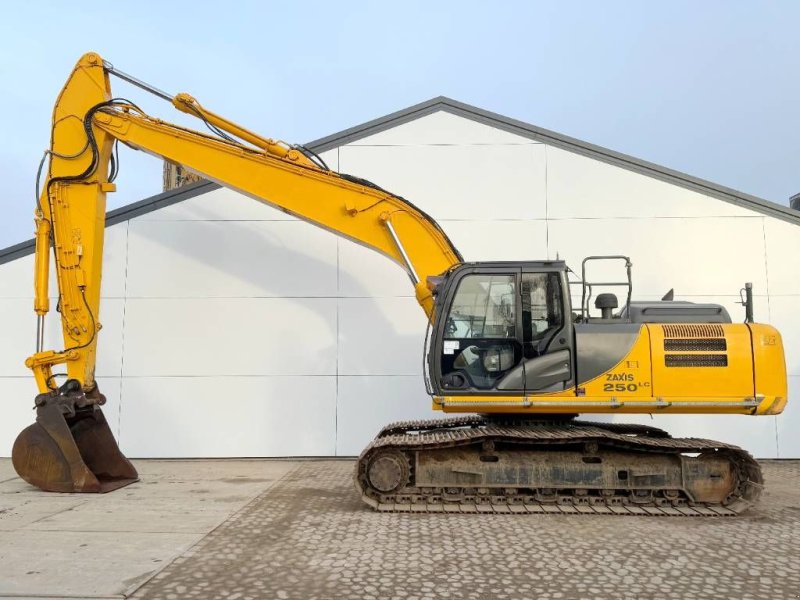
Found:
<box><xmin>308</xmin><ymin>96</ymin><xmax>800</xmax><ymax>227</ymax></box>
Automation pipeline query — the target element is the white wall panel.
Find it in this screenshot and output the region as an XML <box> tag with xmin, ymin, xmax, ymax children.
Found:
<box><xmin>94</xmin><ymin>300</ymin><xmax>126</xmax><ymax>378</ymax></box>
<box><xmin>607</xmin><ymin>412</ymin><xmax>778</xmax><ymax>458</ymax></box>
<box><xmin>0</xmin><ymin>299</ymin><xmax>42</xmax><ymax>376</ymax></box>
<box><xmin>349</xmin><ymin>111</ymin><xmax>534</xmax><ymax>146</ymax></box>
<box><xmin>441</xmin><ymin>220</ymin><xmax>549</xmax><ymax>262</ymax></box>
<box><xmin>337</xmin><ymin>239</ymin><xmax>412</xmax><ymax>298</ymax></box>
<box><xmin>768</xmin><ymin>296</ymin><xmax>800</xmax><ymax>377</ymax></box>
<box><xmin>338</xmin><ymin>297</ymin><xmax>427</xmax><ymax>376</ymax></box>
<box><xmin>548</xmin><ymin>217</ymin><xmax>768</xmax><ymax>297</ymax></box>
<box><xmin>125</xmin><ymin>220</ymin><xmax>338</xmax><ymax>298</ymax></box>
<box><xmin>0</xmin><ymin>377</ymin><xmax>121</xmax><ymax>457</ymax></box>
<box><xmin>339</xmin><ymin>144</ymin><xmax>546</xmax><ymax>221</ymax></box>
<box><xmin>119</xmin><ymin>376</ymin><xmax>335</xmax><ymax>458</ymax></box>
<box><xmin>136</xmin><ymin>187</ymin><xmax>297</xmax><ymax>222</ymax></box>
<box><xmin>546</xmin><ymin>147</ymin><xmax>754</xmax><ymax>219</ymax></box>
<box><xmin>335</xmin><ymin>375</ymin><xmax>432</xmax><ymax>456</ymax></box>
<box><xmin>122</xmin><ymin>298</ymin><xmax>336</xmax><ymax>376</ymax></box>
<box><xmin>0</xmin><ymin>378</ymin><xmax>45</xmax><ymax>456</ymax></box>
<box><xmin>0</xmin><ymin>254</ymin><xmax>34</xmax><ymax>298</ymax></box>
<box><xmin>0</xmin><ymin>298</ymin><xmax>124</xmax><ymax>378</ymax></box>
<box><xmin>776</xmin><ymin>376</ymin><xmax>800</xmax><ymax>458</ymax></box>
<box><xmin>92</xmin><ymin>377</ymin><xmax>122</xmax><ymax>441</ymax></box>
<box><xmin>101</xmin><ymin>223</ymin><xmax>129</xmax><ymax>298</ymax></box>
<box><xmin>763</xmin><ymin>218</ymin><xmax>800</xmax><ymax>295</ymax></box>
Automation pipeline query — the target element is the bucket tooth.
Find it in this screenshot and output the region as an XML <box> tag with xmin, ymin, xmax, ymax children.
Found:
<box><xmin>11</xmin><ymin>380</ymin><xmax>138</xmax><ymax>493</ymax></box>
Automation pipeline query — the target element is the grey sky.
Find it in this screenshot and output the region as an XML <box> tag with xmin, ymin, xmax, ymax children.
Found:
<box><xmin>1</xmin><ymin>1</ymin><xmax>798</xmax><ymax>248</ymax></box>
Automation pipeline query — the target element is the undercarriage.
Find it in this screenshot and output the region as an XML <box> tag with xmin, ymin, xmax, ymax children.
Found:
<box><xmin>355</xmin><ymin>416</ymin><xmax>762</xmax><ymax>516</ymax></box>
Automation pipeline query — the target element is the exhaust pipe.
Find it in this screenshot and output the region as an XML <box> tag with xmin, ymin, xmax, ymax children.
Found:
<box><xmin>12</xmin><ymin>379</ymin><xmax>138</xmax><ymax>493</ymax></box>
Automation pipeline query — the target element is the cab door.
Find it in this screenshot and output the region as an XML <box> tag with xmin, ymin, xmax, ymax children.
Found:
<box><xmin>496</xmin><ymin>269</ymin><xmax>574</xmax><ymax>393</ymax></box>
<box><xmin>432</xmin><ymin>266</ymin><xmax>574</xmax><ymax>395</ymax></box>
<box><xmin>436</xmin><ymin>267</ymin><xmax>522</xmax><ymax>392</ymax></box>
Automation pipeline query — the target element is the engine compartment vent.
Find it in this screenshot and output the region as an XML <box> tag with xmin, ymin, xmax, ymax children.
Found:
<box><xmin>665</xmin><ymin>354</ymin><xmax>728</xmax><ymax>368</ymax></box>
<box><xmin>664</xmin><ymin>338</ymin><xmax>727</xmax><ymax>352</ymax></box>
<box><xmin>662</xmin><ymin>324</ymin><xmax>725</xmax><ymax>339</ymax></box>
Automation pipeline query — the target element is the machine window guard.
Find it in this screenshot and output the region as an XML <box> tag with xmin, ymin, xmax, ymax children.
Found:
<box><xmin>579</xmin><ymin>256</ymin><xmax>633</xmax><ymax>321</ymax></box>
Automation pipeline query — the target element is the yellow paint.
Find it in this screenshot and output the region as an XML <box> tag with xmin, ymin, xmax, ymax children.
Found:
<box><xmin>434</xmin><ymin>397</ymin><xmax>770</xmax><ymax>415</ymax></box>
<box><xmin>750</xmin><ymin>324</ymin><xmax>788</xmax><ymax>415</ymax></box>
<box><xmin>27</xmin><ymin>53</ymin><xmax>113</xmax><ymax>392</ymax></box>
<box><xmin>649</xmin><ymin>324</ymin><xmax>753</xmax><ymax>398</ymax></box>
<box><xmin>33</xmin><ymin>216</ymin><xmax>51</xmax><ymax>315</ymax></box>
<box><xmin>580</xmin><ymin>326</ymin><xmax>653</xmax><ymax>398</ymax></box>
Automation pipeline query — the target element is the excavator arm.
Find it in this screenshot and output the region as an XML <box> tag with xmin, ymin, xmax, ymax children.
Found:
<box><xmin>15</xmin><ymin>52</ymin><xmax>461</xmax><ymax>493</ymax></box>
<box><xmin>31</xmin><ymin>52</ymin><xmax>461</xmax><ymax>395</ymax></box>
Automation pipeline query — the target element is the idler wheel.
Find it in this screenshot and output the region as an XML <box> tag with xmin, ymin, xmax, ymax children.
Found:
<box><xmin>367</xmin><ymin>450</ymin><xmax>410</xmax><ymax>493</ymax></box>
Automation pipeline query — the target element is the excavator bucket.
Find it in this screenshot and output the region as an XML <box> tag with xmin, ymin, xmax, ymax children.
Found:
<box><xmin>12</xmin><ymin>381</ymin><xmax>138</xmax><ymax>493</ymax></box>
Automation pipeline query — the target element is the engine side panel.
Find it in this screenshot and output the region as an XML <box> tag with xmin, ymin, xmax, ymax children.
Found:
<box><xmin>648</xmin><ymin>323</ymin><xmax>754</xmax><ymax>398</ymax></box>
<box><xmin>578</xmin><ymin>326</ymin><xmax>653</xmax><ymax>398</ymax></box>
<box><xmin>574</xmin><ymin>323</ymin><xmax>641</xmax><ymax>384</ymax></box>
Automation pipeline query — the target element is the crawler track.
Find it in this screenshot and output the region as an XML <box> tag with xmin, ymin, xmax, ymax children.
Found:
<box><xmin>355</xmin><ymin>416</ymin><xmax>762</xmax><ymax>516</ymax></box>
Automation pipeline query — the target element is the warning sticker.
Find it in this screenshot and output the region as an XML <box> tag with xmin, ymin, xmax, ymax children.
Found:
<box><xmin>443</xmin><ymin>340</ymin><xmax>460</xmax><ymax>355</ymax></box>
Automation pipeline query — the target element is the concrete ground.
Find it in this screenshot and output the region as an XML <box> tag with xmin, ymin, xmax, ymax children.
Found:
<box><xmin>0</xmin><ymin>458</ymin><xmax>298</xmax><ymax>599</ymax></box>
<box><xmin>1</xmin><ymin>460</ymin><xmax>799</xmax><ymax>600</ymax></box>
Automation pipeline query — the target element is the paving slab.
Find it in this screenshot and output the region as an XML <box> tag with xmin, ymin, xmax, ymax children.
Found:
<box><xmin>0</xmin><ymin>529</ymin><xmax>200</xmax><ymax>598</ymax></box>
<box><xmin>0</xmin><ymin>495</ymin><xmax>88</xmax><ymax>531</ymax></box>
<box><xmin>0</xmin><ymin>460</ymin><xmax>17</xmax><ymax>483</ymax></box>
<box><xmin>131</xmin><ymin>460</ymin><xmax>800</xmax><ymax>600</ymax></box>
<box><xmin>0</xmin><ymin>458</ymin><xmax>298</xmax><ymax>599</ymax></box>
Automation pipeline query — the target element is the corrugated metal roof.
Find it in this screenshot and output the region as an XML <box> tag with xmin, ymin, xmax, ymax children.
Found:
<box><xmin>3</xmin><ymin>96</ymin><xmax>797</xmax><ymax>265</ymax></box>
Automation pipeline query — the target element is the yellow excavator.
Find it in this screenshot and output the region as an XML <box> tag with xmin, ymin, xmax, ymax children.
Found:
<box><xmin>12</xmin><ymin>53</ymin><xmax>788</xmax><ymax>516</ymax></box>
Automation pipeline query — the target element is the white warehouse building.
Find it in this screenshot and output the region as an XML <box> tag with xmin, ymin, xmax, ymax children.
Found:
<box><xmin>1</xmin><ymin>97</ymin><xmax>798</xmax><ymax>459</ymax></box>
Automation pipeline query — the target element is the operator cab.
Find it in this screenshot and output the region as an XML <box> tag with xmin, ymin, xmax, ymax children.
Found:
<box><xmin>427</xmin><ymin>261</ymin><xmax>574</xmax><ymax>396</ymax></box>
<box><xmin>426</xmin><ymin>256</ymin><xmax>738</xmax><ymax>399</ymax></box>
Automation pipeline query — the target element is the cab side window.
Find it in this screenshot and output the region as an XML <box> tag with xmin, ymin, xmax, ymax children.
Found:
<box><xmin>445</xmin><ymin>274</ymin><xmax>516</xmax><ymax>339</ymax></box>
<box><xmin>521</xmin><ymin>272</ymin><xmax>563</xmax><ymax>356</ymax></box>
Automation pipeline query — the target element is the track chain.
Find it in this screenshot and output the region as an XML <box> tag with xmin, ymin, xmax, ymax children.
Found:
<box><xmin>376</xmin><ymin>415</ymin><xmax>672</xmax><ymax>439</ymax></box>
<box><xmin>355</xmin><ymin>416</ymin><xmax>762</xmax><ymax>517</ymax></box>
